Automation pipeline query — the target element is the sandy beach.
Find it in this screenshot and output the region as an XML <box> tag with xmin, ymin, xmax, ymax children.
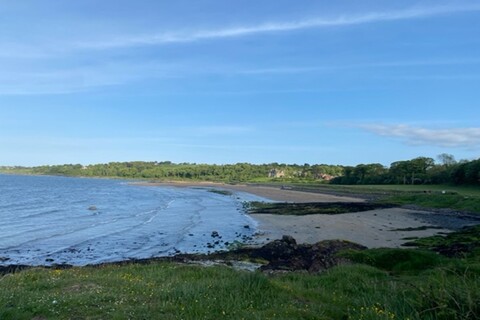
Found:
<box><xmin>140</xmin><ymin>181</ymin><xmax>480</xmax><ymax>249</ymax></box>
<box><xmin>137</xmin><ymin>181</ymin><xmax>364</xmax><ymax>203</ymax></box>
<box><xmin>251</xmin><ymin>208</ymin><xmax>480</xmax><ymax>248</ymax></box>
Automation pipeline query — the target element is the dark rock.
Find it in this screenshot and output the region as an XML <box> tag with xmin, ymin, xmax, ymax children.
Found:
<box><xmin>0</xmin><ymin>264</ymin><xmax>30</xmax><ymax>275</ymax></box>
<box><xmin>253</xmin><ymin>235</ymin><xmax>298</xmax><ymax>261</ymax></box>
<box><xmin>281</xmin><ymin>235</ymin><xmax>297</xmax><ymax>245</ymax></box>
<box><xmin>251</xmin><ymin>235</ymin><xmax>366</xmax><ymax>273</ymax></box>
<box><xmin>308</xmin><ymin>240</ymin><xmax>366</xmax><ymax>273</ymax></box>
<box><xmin>244</xmin><ymin>225</ymin><xmax>250</xmax><ymax>229</ymax></box>
<box><xmin>211</xmin><ymin>231</ymin><xmax>219</xmax><ymax>238</ymax></box>
<box><xmin>88</xmin><ymin>206</ymin><xmax>97</xmax><ymax>211</ymax></box>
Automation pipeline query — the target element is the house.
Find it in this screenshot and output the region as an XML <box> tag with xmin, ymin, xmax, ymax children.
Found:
<box><xmin>318</xmin><ymin>173</ymin><xmax>335</xmax><ymax>181</ymax></box>
<box><xmin>268</xmin><ymin>169</ymin><xmax>285</xmax><ymax>178</ymax></box>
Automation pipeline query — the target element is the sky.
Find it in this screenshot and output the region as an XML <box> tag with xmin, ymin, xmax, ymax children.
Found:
<box><xmin>0</xmin><ymin>0</ymin><xmax>479</xmax><ymax>167</ymax></box>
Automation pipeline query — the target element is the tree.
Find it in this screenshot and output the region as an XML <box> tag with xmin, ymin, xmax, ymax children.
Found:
<box><xmin>437</xmin><ymin>153</ymin><xmax>456</xmax><ymax>167</ymax></box>
<box><xmin>389</xmin><ymin>157</ymin><xmax>434</xmax><ymax>185</ymax></box>
<box><xmin>390</xmin><ymin>161</ymin><xmax>410</xmax><ymax>184</ymax></box>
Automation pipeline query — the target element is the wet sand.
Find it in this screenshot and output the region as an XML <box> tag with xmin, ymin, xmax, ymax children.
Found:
<box><xmin>139</xmin><ymin>181</ymin><xmax>480</xmax><ymax>248</ymax></box>
<box><xmin>135</xmin><ymin>181</ymin><xmax>364</xmax><ymax>203</ymax></box>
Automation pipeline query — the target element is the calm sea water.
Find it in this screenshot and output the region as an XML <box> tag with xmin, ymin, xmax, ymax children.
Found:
<box><xmin>0</xmin><ymin>174</ymin><xmax>265</xmax><ymax>266</ymax></box>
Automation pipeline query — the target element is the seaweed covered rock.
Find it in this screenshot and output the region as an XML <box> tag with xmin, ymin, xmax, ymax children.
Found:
<box><xmin>307</xmin><ymin>240</ymin><xmax>367</xmax><ymax>272</ymax></box>
<box><xmin>253</xmin><ymin>235</ymin><xmax>367</xmax><ymax>273</ymax></box>
<box><xmin>254</xmin><ymin>235</ymin><xmax>298</xmax><ymax>261</ymax></box>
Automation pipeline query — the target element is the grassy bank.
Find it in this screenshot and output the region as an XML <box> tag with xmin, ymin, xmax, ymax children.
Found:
<box><xmin>2</xmin><ymin>226</ymin><xmax>480</xmax><ymax>320</ymax></box>
<box><xmin>258</xmin><ymin>183</ymin><xmax>480</xmax><ymax>214</ymax></box>
<box><xmin>1</xmin><ymin>258</ymin><xmax>478</xmax><ymax>319</ymax></box>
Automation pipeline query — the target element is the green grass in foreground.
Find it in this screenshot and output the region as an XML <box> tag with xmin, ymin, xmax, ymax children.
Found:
<box><xmin>2</xmin><ymin>248</ymin><xmax>480</xmax><ymax>319</ymax></box>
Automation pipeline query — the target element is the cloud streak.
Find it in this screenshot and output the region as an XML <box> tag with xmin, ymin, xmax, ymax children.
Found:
<box><xmin>76</xmin><ymin>4</ymin><xmax>480</xmax><ymax>50</ymax></box>
<box><xmin>0</xmin><ymin>61</ymin><xmax>184</xmax><ymax>95</ymax></box>
<box><xmin>239</xmin><ymin>58</ymin><xmax>480</xmax><ymax>75</ymax></box>
<box><xmin>363</xmin><ymin>124</ymin><xmax>480</xmax><ymax>148</ymax></box>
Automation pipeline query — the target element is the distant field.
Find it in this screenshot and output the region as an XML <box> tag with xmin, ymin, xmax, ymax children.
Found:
<box><xmin>330</xmin><ymin>184</ymin><xmax>480</xmax><ymax>197</ymax></box>
<box><xmin>263</xmin><ymin>182</ymin><xmax>480</xmax><ymax>197</ymax></box>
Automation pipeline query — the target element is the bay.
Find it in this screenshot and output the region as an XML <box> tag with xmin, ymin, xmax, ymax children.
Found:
<box><xmin>0</xmin><ymin>174</ymin><xmax>264</xmax><ymax>266</ymax></box>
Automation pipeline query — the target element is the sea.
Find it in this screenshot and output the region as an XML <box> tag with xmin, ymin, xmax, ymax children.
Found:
<box><xmin>0</xmin><ymin>174</ymin><xmax>267</xmax><ymax>266</ymax></box>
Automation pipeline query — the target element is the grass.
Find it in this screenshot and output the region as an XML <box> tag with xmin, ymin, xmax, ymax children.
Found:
<box><xmin>288</xmin><ymin>183</ymin><xmax>480</xmax><ymax>198</ymax></box>
<box><xmin>1</xmin><ymin>178</ymin><xmax>479</xmax><ymax>319</ymax></box>
<box><xmin>339</xmin><ymin>248</ymin><xmax>448</xmax><ymax>274</ymax></box>
<box><xmin>379</xmin><ymin>193</ymin><xmax>480</xmax><ymax>213</ymax></box>
<box><xmin>2</xmin><ymin>226</ymin><xmax>480</xmax><ymax>319</ymax></box>
<box><xmin>403</xmin><ymin>225</ymin><xmax>480</xmax><ymax>257</ymax></box>
<box><xmin>1</xmin><ymin>258</ymin><xmax>479</xmax><ymax>319</ymax></box>
<box><xmin>252</xmin><ymin>182</ymin><xmax>480</xmax><ymax>214</ymax></box>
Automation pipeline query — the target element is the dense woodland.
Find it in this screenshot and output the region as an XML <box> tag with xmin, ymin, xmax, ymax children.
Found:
<box><xmin>3</xmin><ymin>162</ymin><xmax>343</xmax><ymax>183</ymax></box>
<box><xmin>331</xmin><ymin>154</ymin><xmax>480</xmax><ymax>186</ymax></box>
<box><xmin>1</xmin><ymin>154</ymin><xmax>479</xmax><ymax>185</ymax></box>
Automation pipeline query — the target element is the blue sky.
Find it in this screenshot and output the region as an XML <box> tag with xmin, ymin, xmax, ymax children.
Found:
<box><xmin>0</xmin><ymin>0</ymin><xmax>479</xmax><ymax>166</ymax></box>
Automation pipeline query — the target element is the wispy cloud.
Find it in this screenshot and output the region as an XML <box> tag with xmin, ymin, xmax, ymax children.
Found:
<box><xmin>0</xmin><ymin>61</ymin><xmax>183</xmax><ymax>95</ymax></box>
<box><xmin>75</xmin><ymin>4</ymin><xmax>480</xmax><ymax>50</ymax></box>
<box><xmin>3</xmin><ymin>3</ymin><xmax>479</xmax><ymax>96</ymax></box>
<box><xmin>239</xmin><ymin>58</ymin><xmax>480</xmax><ymax>75</ymax></box>
<box><xmin>362</xmin><ymin>124</ymin><xmax>480</xmax><ymax>148</ymax></box>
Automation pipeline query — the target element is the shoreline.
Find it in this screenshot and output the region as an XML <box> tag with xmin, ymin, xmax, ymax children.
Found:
<box><xmin>133</xmin><ymin>181</ymin><xmax>365</xmax><ymax>203</ymax></box>
<box><xmin>136</xmin><ymin>181</ymin><xmax>480</xmax><ymax>249</ymax></box>
<box><xmin>2</xmin><ymin>179</ymin><xmax>479</xmax><ymax>270</ymax></box>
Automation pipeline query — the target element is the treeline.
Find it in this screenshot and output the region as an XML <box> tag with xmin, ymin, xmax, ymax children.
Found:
<box><xmin>14</xmin><ymin>161</ymin><xmax>342</xmax><ymax>183</ymax></box>
<box><xmin>331</xmin><ymin>154</ymin><xmax>480</xmax><ymax>186</ymax></box>
<box><xmin>2</xmin><ymin>154</ymin><xmax>478</xmax><ymax>185</ymax></box>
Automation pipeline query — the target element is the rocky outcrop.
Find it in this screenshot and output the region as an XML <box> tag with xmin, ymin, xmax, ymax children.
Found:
<box><xmin>252</xmin><ymin>235</ymin><xmax>367</xmax><ymax>273</ymax></box>
<box><xmin>0</xmin><ymin>236</ymin><xmax>367</xmax><ymax>276</ymax></box>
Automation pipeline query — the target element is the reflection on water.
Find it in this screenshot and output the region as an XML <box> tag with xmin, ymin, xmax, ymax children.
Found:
<box><xmin>0</xmin><ymin>174</ymin><xmax>264</xmax><ymax>266</ymax></box>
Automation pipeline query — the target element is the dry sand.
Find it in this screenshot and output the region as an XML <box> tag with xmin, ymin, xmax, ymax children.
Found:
<box><xmin>138</xmin><ymin>181</ymin><xmax>479</xmax><ymax>248</ymax></box>
<box><xmin>251</xmin><ymin>208</ymin><xmax>479</xmax><ymax>248</ymax></box>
